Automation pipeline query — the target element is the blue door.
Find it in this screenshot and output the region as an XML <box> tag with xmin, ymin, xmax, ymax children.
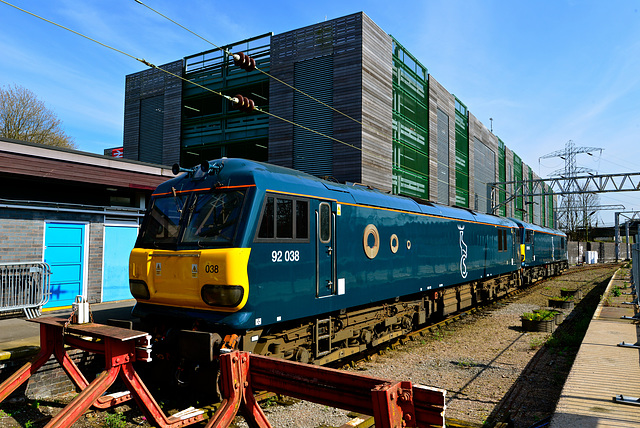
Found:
<box><xmin>44</xmin><ymin>223</ymin><xmax>86</xmax><ymax>308</ymax></box>
<box><xmin>103</xmin><ymin>225</ymin><xmax>138</xmax><ymax>302</ymax></box>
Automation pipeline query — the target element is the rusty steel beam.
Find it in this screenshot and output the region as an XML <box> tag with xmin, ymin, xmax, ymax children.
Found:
<box><xmin>248</xmin><ymin>353</ymin><xmax>446</xmax><ymax>427</ymax></box>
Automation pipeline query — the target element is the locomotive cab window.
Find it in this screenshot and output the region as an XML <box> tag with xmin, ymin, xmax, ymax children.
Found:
<box><xmin>257</xmin><ymin>195</ymin><xmax>309</xmax><ymax>241</ymax></box>
<box><xmin>319</xmin><ymin>202</ymin><xmax>331</xmax><ymax>243</ymax></box>
<box><xmin>525</xmin><ymin>230</ymin><xmax>534</xmax><ymax>244</ymax></box>
<box><xmin>498</xmin><ymin>229</ymin><xmax>508</xmax><ymax>252</ymax></box>
<box><xmin>182</xmin><ymin>190</ymin><xmax>246</xmax><ymax>244</ymax></box>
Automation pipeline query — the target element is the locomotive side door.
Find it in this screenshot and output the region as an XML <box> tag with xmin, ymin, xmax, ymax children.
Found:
<box><xmin>316</xmin><ymin>201</ymin><xmax>336</xmax><ymax>298</ymax></box>
<box><xmin>526</xmin><ymin>230</ymin><xmax>535</xmax><ymax>262</ymax></box>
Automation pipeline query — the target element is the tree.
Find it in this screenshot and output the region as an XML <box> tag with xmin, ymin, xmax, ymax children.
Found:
<box><xmin>0</xmin><ymin>84</ymin><xmax>76</xmax><ymax>149</ymax></box>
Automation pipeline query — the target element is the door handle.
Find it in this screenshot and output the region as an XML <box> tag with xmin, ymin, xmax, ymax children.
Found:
<box><xmin>326</xmin><ymin>247</ymin><xmax>333</xmax><ymax>255</ymax></box>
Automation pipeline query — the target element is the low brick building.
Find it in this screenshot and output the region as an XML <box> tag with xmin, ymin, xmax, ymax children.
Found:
<box><xmin>0</xmin><ymin>138</ymin><xmax>172</xmax><ymax>309</ymax></box>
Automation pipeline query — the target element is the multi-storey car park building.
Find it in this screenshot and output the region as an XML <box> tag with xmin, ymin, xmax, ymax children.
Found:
<box><xmin>123</xmin><ymin>11</ymin><xmax>555</xmax><ymax>226</ymax></box>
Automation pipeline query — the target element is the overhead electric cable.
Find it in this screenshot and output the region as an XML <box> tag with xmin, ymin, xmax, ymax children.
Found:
<box><xmin>0</xmin><ymin>0</ymin><xmax>440</xmax><ymax>181</ymax></box>
<box><xmin>133</xmin><ymin>0</ymin><xmax>364</xmax><ymax>127</ymax></box>
<box><xmin>132</xmin><ymin>2</ymin><xmax>434</xmax><ymax>178</ymax></box>
<box><xmin>0</xmin><ymin>0</ymin><xmax>364</xmax><ymax>155</ymax></box>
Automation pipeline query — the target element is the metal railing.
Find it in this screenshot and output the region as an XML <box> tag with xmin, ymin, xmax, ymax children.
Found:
<box><xmin>0</xmin><ymin>262</ymin><xmax>51</xmax><ymax>319</ymax></box>
<box><xmin>614</xmin><ymin>242</ymin><xmax>640</xmax><ymax>406</ymax></box>
<box><xmin>632</xmin><ymin>243</ymin><xmax>639</xmax><ymax>293</ymax></box>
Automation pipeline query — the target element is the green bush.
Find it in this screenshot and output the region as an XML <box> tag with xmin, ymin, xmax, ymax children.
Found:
<box><xmin>521</xmin><ymin>310</ymin><xmax>555</xmax><ymax>321</ymax></box>
<box><xmin>549</xmin><ymin>295</ymin><xmax>572</xmax><ymax>302</ymax></box>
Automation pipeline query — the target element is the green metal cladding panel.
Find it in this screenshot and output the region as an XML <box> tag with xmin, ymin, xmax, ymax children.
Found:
<box><xmin>455</xmin><ymin>99</ymin><xmax>469</xmax><ymax>207</ymax></box>
<box><xmin>391</xmin><ymin>37</ymin><xmax>429</xmax><ymax>199</ymax></box>
<box><xmin>392</xmin><ymin>113</ymin><xmax>428</xmax><ymax>152</ymax></box>
<box><xmin>392</xmin><ymin>168</ymin><xmax>429</xmax><ymax>199</ymax></box>
<box><xmin>547</xmin><ymin>191</ymin><xmax>556</xmax><ymax>227</ymax></box>
<box><xmin>540</xmin><ymin>183</ymin><xmax>549</xmax><ymax>226</ymax></box>
<box><xmin>498</xmin><ymin>140</ymin><xmax>506</xmax><ymax>216</ymax></box>
<box><xmin>513</xmin><ymin>154</ymin><xmax>523</xmax><ymax>220</ymax></box>
<box><xmin>529</xmin><ymin>170</ymin><xmax>534</xmax><ymax>223</ymax></box>
<box><xmin>393</xmin><ymin>86</ymin><xmax>428</xmax><ymax>127</ymax></box>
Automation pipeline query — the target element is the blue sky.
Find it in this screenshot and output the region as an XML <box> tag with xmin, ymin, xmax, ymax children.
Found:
<box><xmin>1</xmin><ymin>0</ymin><xmax>639</xmax><ymax>225</ymax></box>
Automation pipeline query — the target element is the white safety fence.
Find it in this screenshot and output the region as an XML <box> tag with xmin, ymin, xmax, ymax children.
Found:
<box><xmin>632</xmin><ymin>243</ymin><xmax>639</xmax><ymax>293</ymax></box>
<box><xmin>0</xmin><ymin>262</ymin><xmax>51</xmax><ymax>319</ymax></box>
<box><xmin>614</xmin><ymin>241</ymin><xmax>640</xmax><ymax>406</ymax></box>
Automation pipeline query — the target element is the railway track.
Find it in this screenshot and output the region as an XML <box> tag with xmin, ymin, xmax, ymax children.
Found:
<box><xmin>321</xmin><ymin>264</ymin><xmax>621</xmax><ymax>428</ymax></box>
<box><xmin>156</xmin><ymin>264</ymin><xmax>618</xmax><ymax>428</ymax></box>
<box><xmin>1</xmin><ymin>265</ymin><xmax>615</xmax><ymax>428</ymax></box>
<box><xmin>336</xmin><ymin>265</ymin><xmax>613</xmax><ymax>427</ymax></box>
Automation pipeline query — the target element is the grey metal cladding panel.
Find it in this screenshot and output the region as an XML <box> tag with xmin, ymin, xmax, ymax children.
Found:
<box><xmin>268</xmin><ymin>60</ymin><xmax>295</xmax><ymax>167</ymax></box>
<box><xmin>361</xmin><ymin>13</ymin><xmax>392</xmax><ymax>192</ymax></box>
<box><xmin>123</xmin><ymin>74</ymin><xmax>143</xmax><ymax>160</ymax></box>
<box><xmin>436</xmin><ymin>108</ymin><xmax>450</xmax><ymax>166</ymax></box>
<box><xmin>270</xmin><ymin>14</ymin><xmax>364</xmax><ymax>177</ymax></box>
<box><xmin>139</xmin><ymin>95</ymin><xmax>164</xmax><ymax>164</ymax></box>
<box><xmin>333</xmin><ymin>35</ymin><xmax>363</xmax><ymax>184</ymax></box>
<box><xmin>123</xmin><ymin>98</ymin><xmax>140</xmax><ymax>160</ymax></box>
<box><xmin>123</xmin><ymin>60</ymin><xmax>183</xmax><ymax>163</ymax></box>
<box><xmin>473</xmin><ymin>137</ymin><xmax>496</xmax><ymax>213</ymax></box>
<box><xmin>427</xmin><ymin>75</ymin><xmax>456</xmax><ymax>201</ymax></box>
<box><xmin>271</xmin><ymin>13</ymin><xmax>362</xmax><ymax>63</ymax></box>
<box><xmin>162</xmin><ymin>64</ymin><xmax>183</xmax><ymax>165</ymax></box>
<box><xmin>436</xmin><ymin>108</ymin><xmax>450</xmax><ymax>205</ymax></box>
<box><xmin>293</xmin><ymin>56</ymin><xmax>334</xmax><ymax>176</ymax></box>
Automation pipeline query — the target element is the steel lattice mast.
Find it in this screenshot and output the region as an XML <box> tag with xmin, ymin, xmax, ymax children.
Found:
<box><xmin>539</xmin><ymin>140</ymin><xmax>603</xmax><ymax>232</ymax></box>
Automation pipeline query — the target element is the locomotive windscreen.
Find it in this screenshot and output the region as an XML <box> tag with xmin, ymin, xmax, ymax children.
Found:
<box><xmin>136</xmin><ymin>190</ymin><xmax>246</xmax><ymax>249</ymax></box>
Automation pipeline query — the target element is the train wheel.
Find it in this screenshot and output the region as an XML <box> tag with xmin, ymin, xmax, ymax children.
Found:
<box><xmin>295</xmin><ymin>347</ymin><xmax>310</xmax><ymax>364</ymax></box>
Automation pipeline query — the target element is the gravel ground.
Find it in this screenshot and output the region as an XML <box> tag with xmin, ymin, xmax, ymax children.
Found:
<box><xmin>241</xmin><ymin>263</ymin><xmax>621</xmax><ymax>428</ymax></box>
<box><xmin>0</xmin><ymin>264</ymin><xmax>621</xmax><ymax>428</ymax></box>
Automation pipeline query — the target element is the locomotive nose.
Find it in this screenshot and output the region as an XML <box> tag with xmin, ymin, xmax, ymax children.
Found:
<box><xmin>129</xmin><ymin>248</ymin><xmax>251</xmax><ymax>312</ymax></box>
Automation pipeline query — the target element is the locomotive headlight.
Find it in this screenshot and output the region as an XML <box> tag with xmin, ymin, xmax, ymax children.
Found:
<box><xmin>130</xmin><ymin>279</ymin><xmax>150</xmax><ymax>300</ymax></box>
<box><xmin>201</xmin><ymin>284</ymin><xmax>244</xmax><ymax>307</ymax></box>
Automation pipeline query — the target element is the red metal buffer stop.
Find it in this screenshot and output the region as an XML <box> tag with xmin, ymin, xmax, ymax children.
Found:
<box><xmin>0</xmin><ymin>317</ymin><xmax>446</xmax><ymax>428</ymax></box>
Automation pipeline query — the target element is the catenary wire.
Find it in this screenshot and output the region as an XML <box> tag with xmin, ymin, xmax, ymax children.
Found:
<box><xmin>133</xmin><ymin>0</ymin><xmax>365</xmax><ymax>128</ymax></box>
<box><xmin>0</xmin><ymin>0</ymin><xmax>558</xmax><ymax>196</ymax></box>
<box><xmin>2</xmin><ymin>0</ymin><xmax>442</xmax><ymax>180</ymax></box>
<box><xmin>129</xmin><ymin>1</ymin><xmax>434</xmax><ymax>179</ymax></box>
<box><xmin>0</xmin><ymin>0</ymin><xmax>364</xmax><ymax>155</ymax></box>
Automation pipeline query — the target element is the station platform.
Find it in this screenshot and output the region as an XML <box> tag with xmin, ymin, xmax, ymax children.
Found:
<box><xmin>0</xmin><ymin>300</ymin><xmax>137</xmax><ymax>362</ymax></box>
<box><xmin>551</xmin><ymin>270</ymin><xmax>640</xmax><ymax>428</ymax></box>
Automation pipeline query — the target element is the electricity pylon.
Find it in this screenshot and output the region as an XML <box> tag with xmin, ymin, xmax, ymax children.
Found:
<box><xmin>539</xmin><ymin>140</ymin><xmax>603</xmax><ymax>233</ymax></box>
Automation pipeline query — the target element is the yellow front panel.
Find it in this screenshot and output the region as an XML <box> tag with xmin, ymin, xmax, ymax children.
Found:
<box><xmin>129</xmin><ymin>248</ymin><xmax>251</xmax><ymax>311</ymax></box>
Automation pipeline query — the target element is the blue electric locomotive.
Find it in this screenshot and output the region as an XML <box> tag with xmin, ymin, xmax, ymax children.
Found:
<box><xmin>129</xmin><ymin>158</ymin><xmax>566</xmax><ymax>365</ymax></box>
<box><xmin>510</xmin><ymin>219</ymin><xmax>568</xmax><ymax>283</ymax></box>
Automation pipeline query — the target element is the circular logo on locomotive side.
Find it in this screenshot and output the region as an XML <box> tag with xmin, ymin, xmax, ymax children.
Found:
<box><xmin>363</xmin><ymin>224</ymin><xmax>380</xmax><ymax>259</ymax></box>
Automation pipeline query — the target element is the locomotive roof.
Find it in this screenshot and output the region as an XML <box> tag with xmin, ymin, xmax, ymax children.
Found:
<box><xmin>509</xmin><ymin>218</ymin><xmax>566</xmax><ymax>237</ymax></box>
<box><xmin>158</xmin><ymin>158</ymin><xmax>522</xmax><ymax>228</ymax></box>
